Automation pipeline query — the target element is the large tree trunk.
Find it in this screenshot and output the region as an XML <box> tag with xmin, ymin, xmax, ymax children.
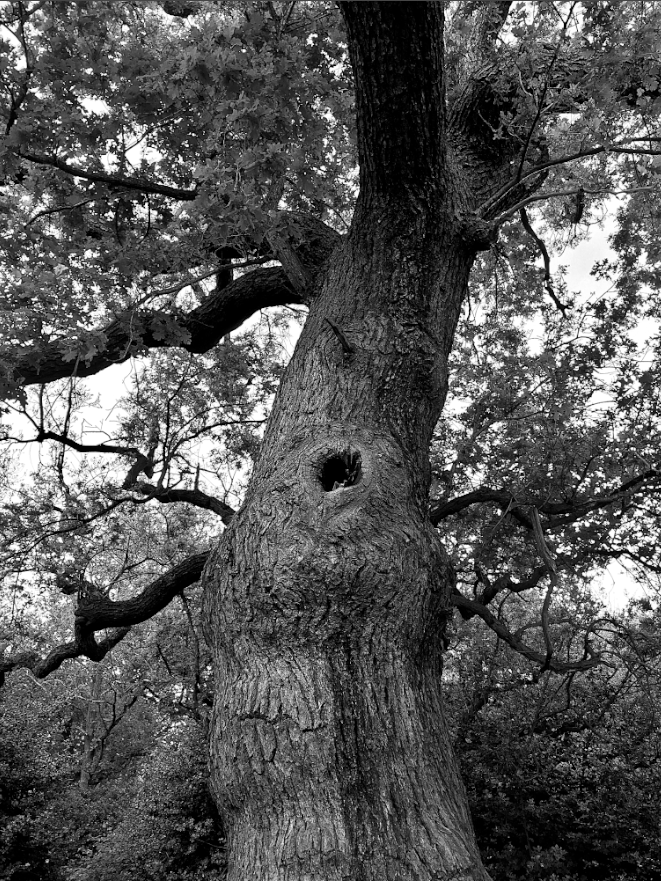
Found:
<box><xmin>204</xmin><ymin>5</ymin><xmax>492</xmax><ymax>879</ymax></box>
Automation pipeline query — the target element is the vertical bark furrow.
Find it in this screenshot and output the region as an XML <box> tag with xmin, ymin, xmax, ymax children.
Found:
<box><xmin>340</xmin><ymin>2</ymin><xmax>447</xmax><ymax>202</ymax></box>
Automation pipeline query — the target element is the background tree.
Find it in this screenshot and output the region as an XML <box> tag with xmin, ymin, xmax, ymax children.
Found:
<box><xmin>447</xmin><ymin>596</ymin><xmax>661</xmax><ymax>881</ymax></box>
<box><xmin>1</xmin><ymin>2</ymin><xmax>661</xmax><ymax>879</ymax></box>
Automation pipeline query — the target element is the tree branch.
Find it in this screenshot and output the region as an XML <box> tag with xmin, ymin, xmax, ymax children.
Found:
<box><xmin>31</xmin><ymin>429</ymin><xmax>143</xmax><ymax>458</ymax></box>
<box><xmin>482</xmin><ymin>137</ymin><xmax>661</xmax><ymax>217</ymax></box>
<box><xmin>470</xmin><ymin>1</ymin><xmax>512</xmax><ymax>56</ymax></box>
<box><xmin>430</xmin><ymin>468</ymin><xmax>661</xmax><ymax>531</ymax></box>
<box><xmin>75</xmin><ymin>552</ymin><xmax>210</xmax><ymax>630</ymax></box>
<box><xmin>544</xmin><ymin>469</ymin><xmax>661</xmax><ymax>527</ymax></box>
<box><xmin>493</xmin><ymin>184</ymin><xmax>654</xmax><ymax>226</ymax></box>
<box><xmin>0</xmin><ymin>627</ymin><xmax>130</xmax><ymax>685</ymax></box>
<box><xmin>514</xmin><ymin>2</ymin><xmax>578</xmax><ymax>184</ymax></box>
<box><xmin>450</xmin><ymin>1</ymin><xmax>512</xmax><ymax>84</ymax></box>
<box><xmin>1</xmin><ymin>551</ymin><xmax>211</xmax><ymax>685</ymax></box>
<box><xmin>10</xmin><ymin>266</ymin><xmax>300</xmax><ymax>386</ymax></box>
<box><xmin>16</xmin><ymin>150</ymin><xmax>198</xmax><ymax>200</ymax></box>
<box><xmin>430</xmin><ymin>487</ymin><xmax>533</xmax><ymax>529</ymax></box>
<box><xmin>25</xmin><ymin>430</ymin><xmax>155</xmax><ymax>488</ymax></box>
<box><xmin>473</xmin><ymin>563</ymin><xmax>549</xmax><ymax>609</ymax></box>
<box><xmin>519</xmin><ymin>206</ymin><xmax>568</xmax><ymax>315</ymax></box>
<box><xmin>132</xmin><ymin>482</ymin><xmax>236</xmax><ymax>525</ymax></box>
<box><xmin>266</xmin><ymin>211</ymin><xmax>342</xmax><ymax>300</ymax></box>
<box><xmin>451</xmin><ymin>589</ymin><xmax>601</xmax><ymax>672</ymax></box>
<box><xmin>9</xmin><ymin>209</ymin><xmax>342</xmax><ymax>388</ymax></box>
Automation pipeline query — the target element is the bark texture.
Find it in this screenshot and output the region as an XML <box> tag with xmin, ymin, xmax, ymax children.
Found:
<box><xmin>203</xmin><ymin>4</ymin><xmax>492</xmax><ymax>879</ymax></box>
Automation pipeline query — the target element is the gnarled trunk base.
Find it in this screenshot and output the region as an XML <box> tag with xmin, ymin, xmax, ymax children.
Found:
<box><xmin>205</xmin><ymin>425</ymin><xmax>490</xmax><ymax>880</ymax></box>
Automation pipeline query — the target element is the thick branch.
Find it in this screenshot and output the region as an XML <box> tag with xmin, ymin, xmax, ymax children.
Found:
<box><xmin>133</xmin><ymin>482</ymin><xmax>236</xmax><ymax>524</ymax></box>
<box><xmin>12</xmin><ymin>266</ymin><xmax>299</xmax><ymax>386</ymax></box>
<box><xmin>266</xmin><ymin>211</ymin><xmax>342</xmax><ymax>299</ymax></box>
<box><xmin>0</xmin><ymin>627</ymin><xmax>130</xmax><ymax>685</ymax></box>
<box><xmin>1</xmin><ymin>551</ymin><xmax>211</xmax><ymax>685</ymax></box>
<box><xmin>455</xmin><ymin>1</ymin><xmax>512</xmax><ymax>81</ymax></box>
<box><xmin>472</xmin><ymin>563</ymin><xmax>549</xmax><ymax>609</ymax></box>
<box><xmin>11</xmin><ymin>209</ymin><xmax>342</xmax><ymax>388</ymax></box>
<box><xmin>430</xmin><ymin>488</ymin><xmax>533</xmax><ymax>529</ymax></box>
<box><xmin>471</xmin><ymin>1</ymin><xmax>512</xmax><ymax>53</ymax></box>
<box><xmin>75</xmin><ymin>552</ymin><xmax>209</xmax><ymax>630</ymax></box>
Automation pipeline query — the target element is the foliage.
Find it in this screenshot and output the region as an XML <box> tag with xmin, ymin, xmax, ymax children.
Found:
<box><xmin>446</xmin><ymin>598</ymin><xmax>661</xmax><ymax>881</ymax></box>
<box><xmin>66</xmin><ymin>720</ymin><xmax>224</xmax><ymax>881</ymax></box>
<box><xmin>0</xmin><ymin>693</ymin><xmax>62</xmax><ymax>880</ymax></box>
<box><xmin>0</xmin><ymin>594</ymin><xmax>217</xmax><ymax>879</ymax></box>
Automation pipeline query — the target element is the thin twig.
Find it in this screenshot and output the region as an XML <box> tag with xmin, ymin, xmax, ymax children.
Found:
<box><xmin>531</xmin><ymin>506</ymin><xmax>558</xmax><ymax>670</ymax></box>
<box><xmin>519</xmin><ymin>206</ymin><xmax>568</xmax><ymax>316</ymax></box>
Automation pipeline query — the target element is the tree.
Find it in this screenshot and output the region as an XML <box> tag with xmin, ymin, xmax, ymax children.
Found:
<box><xmin>1</xmin><ymin>1</ymin><xmax>661</xmax><ymax>878</ymax></box>
<box><xmin>0</xmin><ymin>612</ymin><xmax>222</xmax><ymax>880</ymax></box>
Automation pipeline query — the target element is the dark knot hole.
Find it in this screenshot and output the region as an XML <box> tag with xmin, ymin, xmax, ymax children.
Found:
<box><xmin>320</xmin><ymin>451</ymin><xmax>362</xmax><ymax>491</ymax></box>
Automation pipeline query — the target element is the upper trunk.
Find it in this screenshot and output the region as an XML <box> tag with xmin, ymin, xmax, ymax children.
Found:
<box><xmin>203</xmin><ymin>5</ymin><xmax>495</xmax><ymax>879</ymax></box>
<box><xmin>342</xmin><ymin>2</ymin><xmax>447</xmax><ymax>204</ymax></box>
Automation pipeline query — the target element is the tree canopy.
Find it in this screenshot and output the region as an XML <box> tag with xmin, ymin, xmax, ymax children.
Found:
<box><xmin>1</xmin><ymin>1</ymin><xmax>661</xmax><ymax>879</ymax></box>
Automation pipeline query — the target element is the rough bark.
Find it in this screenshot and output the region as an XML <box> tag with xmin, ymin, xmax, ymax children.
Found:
<box><xmin>202</xmin><ymin>4</ymin><xmax>491</xmax><ymax>879</ymax></box>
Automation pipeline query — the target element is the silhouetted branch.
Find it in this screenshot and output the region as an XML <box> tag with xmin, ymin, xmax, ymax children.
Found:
<box><xmin>0</xmin><ymin>627</ymin><xmax>130</xmax><ymax>685</ymax></box>
<box><xmin>132</xmin><ymin>483</ymin><xmax>236</xmax><ymax>524</ymax></box>
<box><xmin>11</xmin><ymin>266</ymin><xmax>299</xmax><ymax>386</ymax></box>
<box><xmin>430</xmin><ymin>469</ymin><xmax>661</xmax><ymax>529</ymax></box>
<box><xmin>1</xmin><ymin>552</ymin><xmax>211</xmax><ymax>685</ymax></box>
<box><xmin>451</xmin><ymin>589</ymin><xmax>601</xmax><ymax>673</ymax></box>
<box><xmin>16</xmin><ymin>150</ymin><xmax>198</xmax><ymax>200</ymax></box>
<box><xmin>520</xmin><ymin>206</ymin><xmax>568</xmax><ymax>316</ymax></box>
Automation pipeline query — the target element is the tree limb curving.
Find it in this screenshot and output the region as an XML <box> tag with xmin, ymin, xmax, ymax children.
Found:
<box><xmin>75</xmin><ymin>552</ymin><xmax>210</xmax><ymax>630</ymax></box>
<box><xmin>451</xmin><ymin>589</ymin><xmax>601</xmax><ymax>673</ymax></box>
<box><xmin>132</xmin><ymin>483</ymin><xmax>236</xmax><ymax>524</ymax></box>
<box><xmin>11</xmin><ymin>266</ymin><xmax>299</xmax><ymax>386</ymax></box>
<box><xmin>0</xmin><ymin>551</ymin><xmax>211</xmax><ymax>685</ymax></box>
<box><xmin>0</xmin><ymin>627</ymin><xmax>130</xmax><ymax>685</ymax></box>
